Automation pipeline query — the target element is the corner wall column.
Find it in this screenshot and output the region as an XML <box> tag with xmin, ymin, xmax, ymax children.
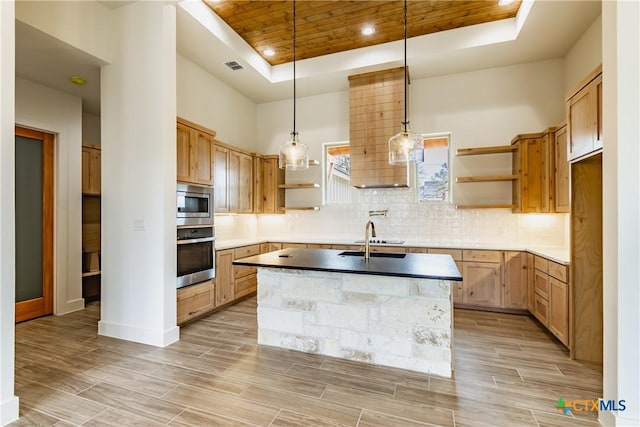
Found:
<box><xmin>602</xmin><ymin>0</ymin><xmax>640</xmax><ymax>425</ymax></box>
<box><xmin>99</xmin><ymin>1</ymin><xmax>178</xmax><ymax>347</ymax></box>
<box><xmin>0</xmin><ymin>0</ymin><xmax>20</xmax><ymax>425</ymax></box>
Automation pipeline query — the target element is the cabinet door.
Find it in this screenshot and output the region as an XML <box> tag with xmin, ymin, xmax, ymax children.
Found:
<box><xmin>567</xmin><ymin>74</ymin><xmax>602</xmax><ymax>161</ymax></box>
<box><xmin>214</xmin><ymin>145</ymin><xmax>230</xmax><ymax>212</ymax></box>
<box><xmin>253</xmin><ymin>157</ymin><xmax>264</xmax><ymax>214</ymax></box>
<box><xmin>235</xmin><ymin>274</ymin><xmax>257</xmax><ymax>298</ymax></box>
<box><xmin>594</xmin><ymin>74</ymin><xmax>603</xmax><ymax>151</ymax></box>
<box><xmin>554</xmin><ymin>125</ymin><xmax>570</xmax><ymax>213</ymax></box>
<box><xmin>518</xmin><ymin>136</ymin><xmax>549</xmax><ymax>213</ymax></box>
<box><xmin>237</xmin><ymin>151</ymin><xmax>254</xmax><ymax>213</ymax></box>
<box><xmin>462</xmin><ymin>262</ymin><xmax>502</xmax><ymax>307</ymax></box>
<box><xmin>176</xmin><ymin>123</ymin><xmax>193</xmax><ymax>183</ymax></box>
<box><xmin>228</xmin><ymin>150</ymin><xmax>240</xmax><ymax>211</ymax></box>
<box><xmin>82</xmin><ymin>146</ymin><xmax>101</xmax><ymax>195</ymax></box>
<box><xmin>526</xmin><ymin>253</ymin><xmax>535</xmax><ymax>312</ymax></box>
<box><xmin>504</xmin><ymin>251</ymin><xmax>527</xmax><ymax>309</ymax></box>
<box><xmin>261</xmin><ymin>157</ymin><xmax>284</xmax><ymax>214</ymax></box>
<box><xmin>548</xmin><ymin>277</ymin><xmax>569</xmax><ymax>346</ymax></box>
<box><xmin>215</xmin><ymin>249</ymin><xmax>235</xmax><ymax>307</ymax></box>
<box><xmin>192</xmin><ymin>130</ymin><xmax>214</xmax><ymax>185</ymax></box>
<box><xmin>452</xmin><ymin>261</ymin><xmax>464</xmax><ymax>305</ymax></box>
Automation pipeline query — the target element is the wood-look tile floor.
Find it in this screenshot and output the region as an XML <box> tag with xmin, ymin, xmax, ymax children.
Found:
<box><xmin>10</xmin><ymin>298</ymin><xmax>603</xmax><ymax>427</ymax></box>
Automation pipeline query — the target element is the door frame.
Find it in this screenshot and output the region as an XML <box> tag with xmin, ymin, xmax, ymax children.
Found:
<box><xmin>14</xmin><ymin>126</ymin><xmax>54</xmax><ymax>323</ymax></box>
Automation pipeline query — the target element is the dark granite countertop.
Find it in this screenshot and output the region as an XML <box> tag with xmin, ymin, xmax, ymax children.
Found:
<box><xmin>232</xmin><ymin>248</ymin><xmax>462</xmax><ymax>281</ymax></box>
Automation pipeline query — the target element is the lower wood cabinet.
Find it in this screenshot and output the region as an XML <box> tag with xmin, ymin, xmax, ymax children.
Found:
<box><xmin>503</xmin><ymin>251</ymin><xmax>528</xmax><ymax>309</ymax></box>
<box><xmin>215</xmin><ymin>249</ymin><xmax>235</xmax><ymax>307</ymax></box>
<box><xmin>529</xmin><ymin>254</ymin><xmax>570</xmax><ymax>347</ymax></box>
<box><xmin>462</xmin><ymin>261</ymin><xmax>502</xmax><ymax>307</ymax></box>
<box><xmin>177</xmin><ymin>280</ymin><xmax>215</xmax><ymax>325</ymax></box>
<box><xmin>234</xmin><ymin>244</ymin><xmax>260</xmax><ymax>298</ymax></box>
<box><xmin>548</xmin><ymin>277</ymin><xmax>569</xmax><ymax>344</ymax></box>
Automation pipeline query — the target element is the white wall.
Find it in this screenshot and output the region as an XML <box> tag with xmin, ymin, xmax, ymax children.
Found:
<box><xmin>99</xmin><ymin>1</ymin><xmax>178</xmax><ymax>347</ymax></box>
<box><xmin>255</xmin><ymin>59</ymin><xmax>569</xmax><ymax>249</ymax></box>
<box><xmin>15</xmin><ymin>77</ymin><xmax>84</xmax><ymax>316</ymax></box>
<box><xmin>82</xmin><ymin>112</ymin><xmax>100</xmax><ymax>145</ymax></box>
<box><xmin>0</xmin><ymin>1</ymin><xmax>19</xmax><ymax>424</ymax></box>
<box><xmin>177</xmin><ymin>54</ymin><xmax>257</xmax><ymax>151</ymax></box>
<box><xmin>564</xmin><ymin>14</ymin><xmax>602</xmax><ymax>96</ymax></box>
<box><xmin>602</xmin><ymin>1</ymin><xmax>640</xmax><ymax>426</ymax></box>
<box><xmin>15</xmin><ymin>0</ymin><xmax>112</xmax><ymax>63</ymax></box>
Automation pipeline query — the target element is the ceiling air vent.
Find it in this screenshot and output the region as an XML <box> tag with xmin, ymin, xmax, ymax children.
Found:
<box><xmin>224</xmin><ymin>61</ymin><xmax>244</xmax><ymax>71</ymax></box>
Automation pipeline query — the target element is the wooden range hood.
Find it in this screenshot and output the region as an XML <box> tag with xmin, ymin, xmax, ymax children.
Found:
<box><xmin>349</xmin><ymin>67</ymin><xmax>410</xmax><ymax>188</ymax></box>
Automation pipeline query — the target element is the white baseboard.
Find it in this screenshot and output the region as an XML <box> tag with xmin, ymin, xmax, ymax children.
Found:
<box><xmin>601</xmin><ymin>411</ymin><xmax>640</xmax><ymax>427</ymax></box>
<box><xmin>55</xmin><ymin>297</ymin><xmax>85</xmax><ymax>316</ymax></box>
<box><xmin>0</xmin><ymin>395</ymin><xmax>19</xmax><ymax>426</ymax></box>
<box><xmin>98</xmin><ymin>320</ymin><xmax>179</xmax><ymax>347</ymax></box>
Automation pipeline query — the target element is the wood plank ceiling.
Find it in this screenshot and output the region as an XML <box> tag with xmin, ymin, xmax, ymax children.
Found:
<box><xmin>204</xmin><ymin>0</ymin><xmax>522</xmax><ymax>66</ymax></box>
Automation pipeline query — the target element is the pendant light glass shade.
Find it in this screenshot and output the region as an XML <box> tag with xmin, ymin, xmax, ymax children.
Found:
<box><xmin>388</xmin><ymin>0</ymin><xmax>424</xmax><ymax>165</ymax></box>
<box><xmin>278</xmin><ymin>0</ymin><xmax>309</xmax><ymax>170</ymax></box>
<box><xmin>279</xmin><ymin>131</ymin><xmax>309</xmax><ymax>170</ymax></box>
<box><xmin>389</xmin><ymin>126</ymin><xmax>424</xmax><ymax>164</ymax></box>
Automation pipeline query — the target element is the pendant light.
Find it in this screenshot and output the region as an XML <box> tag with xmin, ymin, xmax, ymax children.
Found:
<box><xmin>279</xmin><ymin>0</ymin><xmax>309</xmax><ymax>170</ymax></box>
<box><xmin>388</xmin><ymin>0</ymin><xmax>424</xmax><ymax>165</ymax></box>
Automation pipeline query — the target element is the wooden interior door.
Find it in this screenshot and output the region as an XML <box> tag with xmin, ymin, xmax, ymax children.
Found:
<box><xmin>15</xmin><ymin>126</ymin><xmax>54</xmax><ymax>323</ymax></box>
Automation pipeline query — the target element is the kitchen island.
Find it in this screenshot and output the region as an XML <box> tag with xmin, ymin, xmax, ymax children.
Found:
<box><xmin>233</xmin><ymin>248</ymin><xmax>462</xmax><ymax>377</ymax></box>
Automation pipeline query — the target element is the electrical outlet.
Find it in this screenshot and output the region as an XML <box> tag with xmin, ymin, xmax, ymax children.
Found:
<box><xmin>133</xmin><ymin>219</ymin><xmax>145</xmax><ymax>231</ymax></box>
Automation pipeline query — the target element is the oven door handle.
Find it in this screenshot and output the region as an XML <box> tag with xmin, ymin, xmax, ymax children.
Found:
<box><xmin>176</xmin><ymin>237</ymin><xmax>216</xmax><ymax>245</ymax></box>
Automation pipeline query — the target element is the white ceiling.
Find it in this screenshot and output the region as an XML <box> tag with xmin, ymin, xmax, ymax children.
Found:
<box><xmin>14</xmin><ymin>0</ymin><xmax>601</xmax><ymax>116</ymax></box>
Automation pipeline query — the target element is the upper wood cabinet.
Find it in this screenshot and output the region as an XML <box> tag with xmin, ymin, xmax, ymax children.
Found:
<box><xmin>254</xmin><ymin>155</ymin><xmax>285</xmax><ymax>214</ymax></box>
<box><xmin>176</xmin><ymin>117</ymin><xmax>215</xmax><ymax>186</ymax></box>
<box><xmin>229</xmin><ymin>150</ymin><xmax>254</xmax><ymax>213</ymax></box>
<box><xmin>81</xmin><ymin>144</ymin><xmax>101</xmax><ymax>195</ymax></box>
<box><xmin>512</xmin><ymin>125</ymin><xmax>568</xmax><ymax>214</ymax></box>
<box><xmin>213</xmin><ymin>141</ymin><xmax>254</xmax><ymax>213</ymax></box>
<box><xmin>567</xmin><ymin>65</ymin><xmax>602</xmax><ymax>162</ymax></box>
<box><xmin>214</xmin><ymin>145</ymin><xmax>230</xmax><ymax>212</ymax></box>
<box><xmin>512</xmin><ymin>131</ymin><xmax>551</xmax><ymax>213</ymax></box>
<box><xmin>348</xmin><ymin>67</ymin><xmax>410</xmax><ymax>188</ymax></box>
<box><xmin>553</xmin><ymin>124</ymin><xmax>570</xmax><ymax>213</ymax></box>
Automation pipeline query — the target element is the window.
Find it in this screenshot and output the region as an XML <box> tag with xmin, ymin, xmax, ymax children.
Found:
<box><xmin>322</xmin><ymin>142</ymin><xmax>352</xmax><ymax>204</ymax></box>
<box><xmin>416</xmin><ymin>133</ymin><xmax>451</xmax><ymax>203</ymax></box>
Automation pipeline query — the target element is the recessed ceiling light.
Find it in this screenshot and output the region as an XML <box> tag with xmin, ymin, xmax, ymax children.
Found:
<box><xmin>69</xmin><ymin>76</ymin><xmax>87</xmax><ymax>86</ymax></box>
<box><xmin>361</xmin><ymin>25</ymin><xmax>375</xmax><ymax>36</ymax></box>
<box><xmin>263</xmin><ymin>48</ymin><xmax>275</xmax><ymax>57</ymax></box>
<box><xmin>497</xmin><ymin>0</ymin><xmax>515</xmax><ymax>6</ymax></box>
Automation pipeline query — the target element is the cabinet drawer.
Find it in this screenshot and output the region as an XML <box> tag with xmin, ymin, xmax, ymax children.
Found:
<box><xmin>534</xmin><ymin>270</ymin><xmax>549</xmax><ymax>299</ymax></box>
<box><xmin>429</xmin><ymin>248</ymin><xmax>462</xmax><ymax>261</ymax></box>
<box><xmin>548</xmin><ymin>261</ymin><xmax>568</xmax><ymax>283</ymax></box>
<box><xmin>177</xmin><ymin>280</ymin><xmax>215</xmax><ymax>325</ymax></box>
<box><xmin>234</xmin><ymin>265</ymin><xmax>257</xmax><ymax>279</ymax></box>
<box><xmin>534</xmin><ymin>255</ymin><xmax>549</xmax><ymax>273</ymax></box>
<box><xmin>407</xmin><ymin>247</ymin><xmax>427</xmax><ymax>253</ymax></box>
<box><xmin>235</xmin><ymin>274</ymin><xmax>257</xmax><ymax>298</ymax></box>
<box><xmin>307</xmin><ymin>244</ymin><xmax>333</xmax><ymax>249</ymax></box>
<box><xmin>234</xmin><ymin>244</ymin><xmax>260</xmax><ymax>259</ymax></box>
<box><xmin>533</xmin><ymin>293</ymin><xmax>549</xmax><ymax>326</ymax></box>
<box><xmin>281</xmin><ymin>243</ymin><xmax>307</xmax><ymax>249</ymax></box>
<box><xmin>462</xmin><ymin>250</ymin><xmax>501</xmax><ymax>263</ymax></box>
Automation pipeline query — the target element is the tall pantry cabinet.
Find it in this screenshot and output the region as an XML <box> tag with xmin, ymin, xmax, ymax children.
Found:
<box><xmin>567</xmin><ymin>65</ymin><xmax>603</xmax><ymax>363</ymax></box>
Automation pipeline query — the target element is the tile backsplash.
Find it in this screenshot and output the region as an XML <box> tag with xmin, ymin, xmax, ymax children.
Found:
<box><xmin>216</xmin><ymin>187</ymin><xmax>569</xmax><ymax>249</ymax></box>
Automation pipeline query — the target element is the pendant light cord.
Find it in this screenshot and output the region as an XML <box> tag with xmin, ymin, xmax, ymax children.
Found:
<box><xmin>292</xmin><ymin>0</ymin><xmax>297</xmax><ymax>137</ymax></box>
<box><xmin>402</xmin><ymin>0</ymin><xmax>408</xmax><ymax>132</ymax></box>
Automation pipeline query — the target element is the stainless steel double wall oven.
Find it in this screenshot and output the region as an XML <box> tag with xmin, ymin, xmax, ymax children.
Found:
<box><xmin>176</xmin><ymin>183</ymin><xmax>215</xmax><ymax>289</ymax></box>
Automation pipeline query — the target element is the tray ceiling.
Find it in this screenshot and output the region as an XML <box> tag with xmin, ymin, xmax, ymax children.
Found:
<box><xmin>204</xmin><ymin>0</ymin><xmax>522</xmax><ymax>66</ymax></box>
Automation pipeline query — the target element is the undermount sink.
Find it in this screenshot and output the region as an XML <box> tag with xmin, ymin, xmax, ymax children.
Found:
<box><xmin>338</xmin><ymin>251</ymin><xmax>406</xmax><ymax>259</ymax></box>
